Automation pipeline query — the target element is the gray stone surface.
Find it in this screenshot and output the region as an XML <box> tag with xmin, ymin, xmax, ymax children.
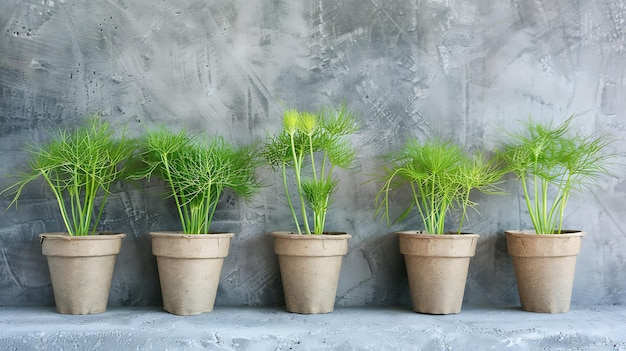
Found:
<box><xmin>1</xmin><ymin>0</ymin><xmax>625</xmax><ymax>309</ymax></box>
<box><xmin>1</xmin><ymin>306</ymin><xmax>626</xmax><ymax>350</ymax></box>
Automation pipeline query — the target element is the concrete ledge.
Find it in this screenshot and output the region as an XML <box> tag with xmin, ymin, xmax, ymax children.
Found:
<box><xmin>1</xmin><ymin>306</ymin><xmax>625</xmax><ymax>350</ymax></box>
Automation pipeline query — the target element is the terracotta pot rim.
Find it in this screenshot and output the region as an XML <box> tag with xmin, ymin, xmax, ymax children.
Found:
<box><xmin>271</xmin><ymin>231</ymin><xmax>352</xmax><ymax>239</ymax></box>
<box><xmin>396</xmin><ymin>231</ymin><xmax>480</xmax><ymax>239</ymax></box>
<box><xmin>40</xmin><ymin>232</ymin><xmax>125</xmax><ymax>257</ymax></box>
<box><xmin>39</xmin><ymin>232</ymin><xmax>126</xmax><ymax>240</ymax></box>
<box><xmin>505</xmin><ymin>230</ymin><xmax>585</xmax><ymax>236</ymax></box>
<box><xmin>149</xmin><ymin>231</ymin><xmax>234</xmax><ymax>238</ymax></box>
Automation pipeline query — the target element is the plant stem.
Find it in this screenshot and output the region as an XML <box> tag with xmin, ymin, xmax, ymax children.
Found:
<box><xmin>162</xmin><ymin>155</ymin><xmax>187</xmax><ymax>233</ymax></box>
<box><xmin>92</xmin><ymin>191</ymin><xmax>110</xmax><ymax>235</ymax></box>
<box><xmin>43</xmin><ymin>172</ymin><xmax>75</xmax><ymax>236</ymax></box>
<box><xmin>206</xmin><ymin>192</ymin><xmax>220</xmax><ymax>234</ymax></box>
<box><xmin>290</xmin><ymin>133</ymin><xmax>311</xmax><ymax>234</ymax></box>
<box><xmin>411</xmin><ymin>182</ymin><xmax>428</xmax><ymax>234</ymax></box>
<box><xmin>281</xmin><ymin>163</ymin><xmax>301</xmax><ymax>234</ymax></box>
<box><xmin>457</xmin><ymin>191</ymin><xmax>470</xmax><ymax>235</ymax></box>
<box><xmin>308</xmin><ymin>134</ymin><xmax>317</xmax><ymax>182</ymax></box>
<box><xmin>521</xmin><ymin>173</ymin><xmax>539</xmax><ymax>233</ymax></box>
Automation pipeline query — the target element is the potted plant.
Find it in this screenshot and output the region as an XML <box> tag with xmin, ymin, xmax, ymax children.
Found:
<box><xmin>2</xmin><ymin>116</ymin><xmax>134</xmax><ymax>314</ymax></box>
<box><xmin>133</xmin><ymin>127</ymin><xmax>261</xmax><ymax>316</ymax></box>
<box><xmin>263</xmin><ymin>105</ymin><xmax>358</xmax><ymax>314</ymax></box>
<box><xmin>374</xmin><ymin>138</ymin><xmax>503</xmax><ymax>314</ymax></box>
<box><xmin>499</xmin><ymin>117</ymin><xmax>614</xmax><ymax>313</ymax></box>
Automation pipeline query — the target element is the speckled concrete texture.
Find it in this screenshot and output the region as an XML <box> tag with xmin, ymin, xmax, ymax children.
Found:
<box><xmin>1</xmin><ymin>306</ymin><xmax>626</xmax><ymax>350</ymax></box>
<box><xmin>1</xmin><ymin>0</ymin><xmax>625</xmax><ymax>309</ymax></box>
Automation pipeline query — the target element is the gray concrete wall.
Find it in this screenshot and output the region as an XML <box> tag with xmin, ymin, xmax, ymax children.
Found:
<box><xmin>0</xmin><ymin>0</ymin><xmax>624</xmax><ymax>308</ymax></box>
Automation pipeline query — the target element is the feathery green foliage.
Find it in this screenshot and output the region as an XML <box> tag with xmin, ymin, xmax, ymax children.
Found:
<box><xmin>134</xmin><ymin>127</ymin><xmax>261</xmax><ymax>234</ymax></box>
<box><xmin>499</xmin><ymin>117</ymin><xmax>614</xmax><ymax>234</ymax></box>
<box><xmin>3</xmin><ymin>116</ymin><xmax>136</xmax><ymax>236</ymax></box>
<box><xmin>374</xmin><ymin>139</ymin><xmax>503</xmax><ymax>235</ymax></box>
<box><xmin>263</xmin><ymin>105</ymin><xmax>358</xmax><ymax>234</ymax></box>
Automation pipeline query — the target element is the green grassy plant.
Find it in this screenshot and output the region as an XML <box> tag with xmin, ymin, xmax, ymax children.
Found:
<box><xmin>134</xmin><ymin>127</ymin><xmax>261</xmax><ymax>234</ymax></box>
<box><xmin>374</xmin><ymin>139</ymin><xmax>503</xmax><ymax>235</ymax></box>
<box><xmin>499</xmin><ymin>117</ymin><xmax>614</xmax><ymax>234</ymax></box>
<box><xmin>263</xmin><ymin>105</ymin><xmax>358</xmax><ymax>234</ymax></box>
<box><xmin>3</xmin><ymin>116</ymin><xmax>135</xmax><ymax>236</ymax></box>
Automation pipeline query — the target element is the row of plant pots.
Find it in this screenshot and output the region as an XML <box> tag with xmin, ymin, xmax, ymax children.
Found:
<box><xmin>3</xmin><ymin>109</ymin><xmax>613</xmax><ymax>316</ymax></box>
<box><xmin>38</xmin><ymin>230</ymin><xmax>349</xmax><ymax>315</ymax></box>
<box><xmin>39</xmin><ymin>228</ymin><xmax>582</xmax><ymax>316</ymax></box>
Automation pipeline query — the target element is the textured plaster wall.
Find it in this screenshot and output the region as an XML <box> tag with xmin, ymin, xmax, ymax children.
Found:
<box><xmin>0</xmin><ymin>0</ymin><xmax>624</xmax><ymax>308</ymax></box>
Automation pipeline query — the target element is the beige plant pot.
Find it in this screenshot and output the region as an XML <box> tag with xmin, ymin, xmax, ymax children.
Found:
<box><xmin>150</xmin><ymin>231</ymin><xmax>233</xmax><ymax>316</ymax></box>
<box><xmin>40</xmin><ymin>232</ymin><xmax>125</xmax><ymax>315</ymax></box>
<box><xmin>272</xmin><ymin>231</ymin><xmax>351</xmax><ymax>314</ymax></box>
<box><xmin>397</xmin><ymin>231</ymin><xmax>479</xmax><ymax>314</ymax></box>
<box><xmin>506</xmin><ymin>230</ymin><xmax>584</xmax><ymax>313</ymax></box>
